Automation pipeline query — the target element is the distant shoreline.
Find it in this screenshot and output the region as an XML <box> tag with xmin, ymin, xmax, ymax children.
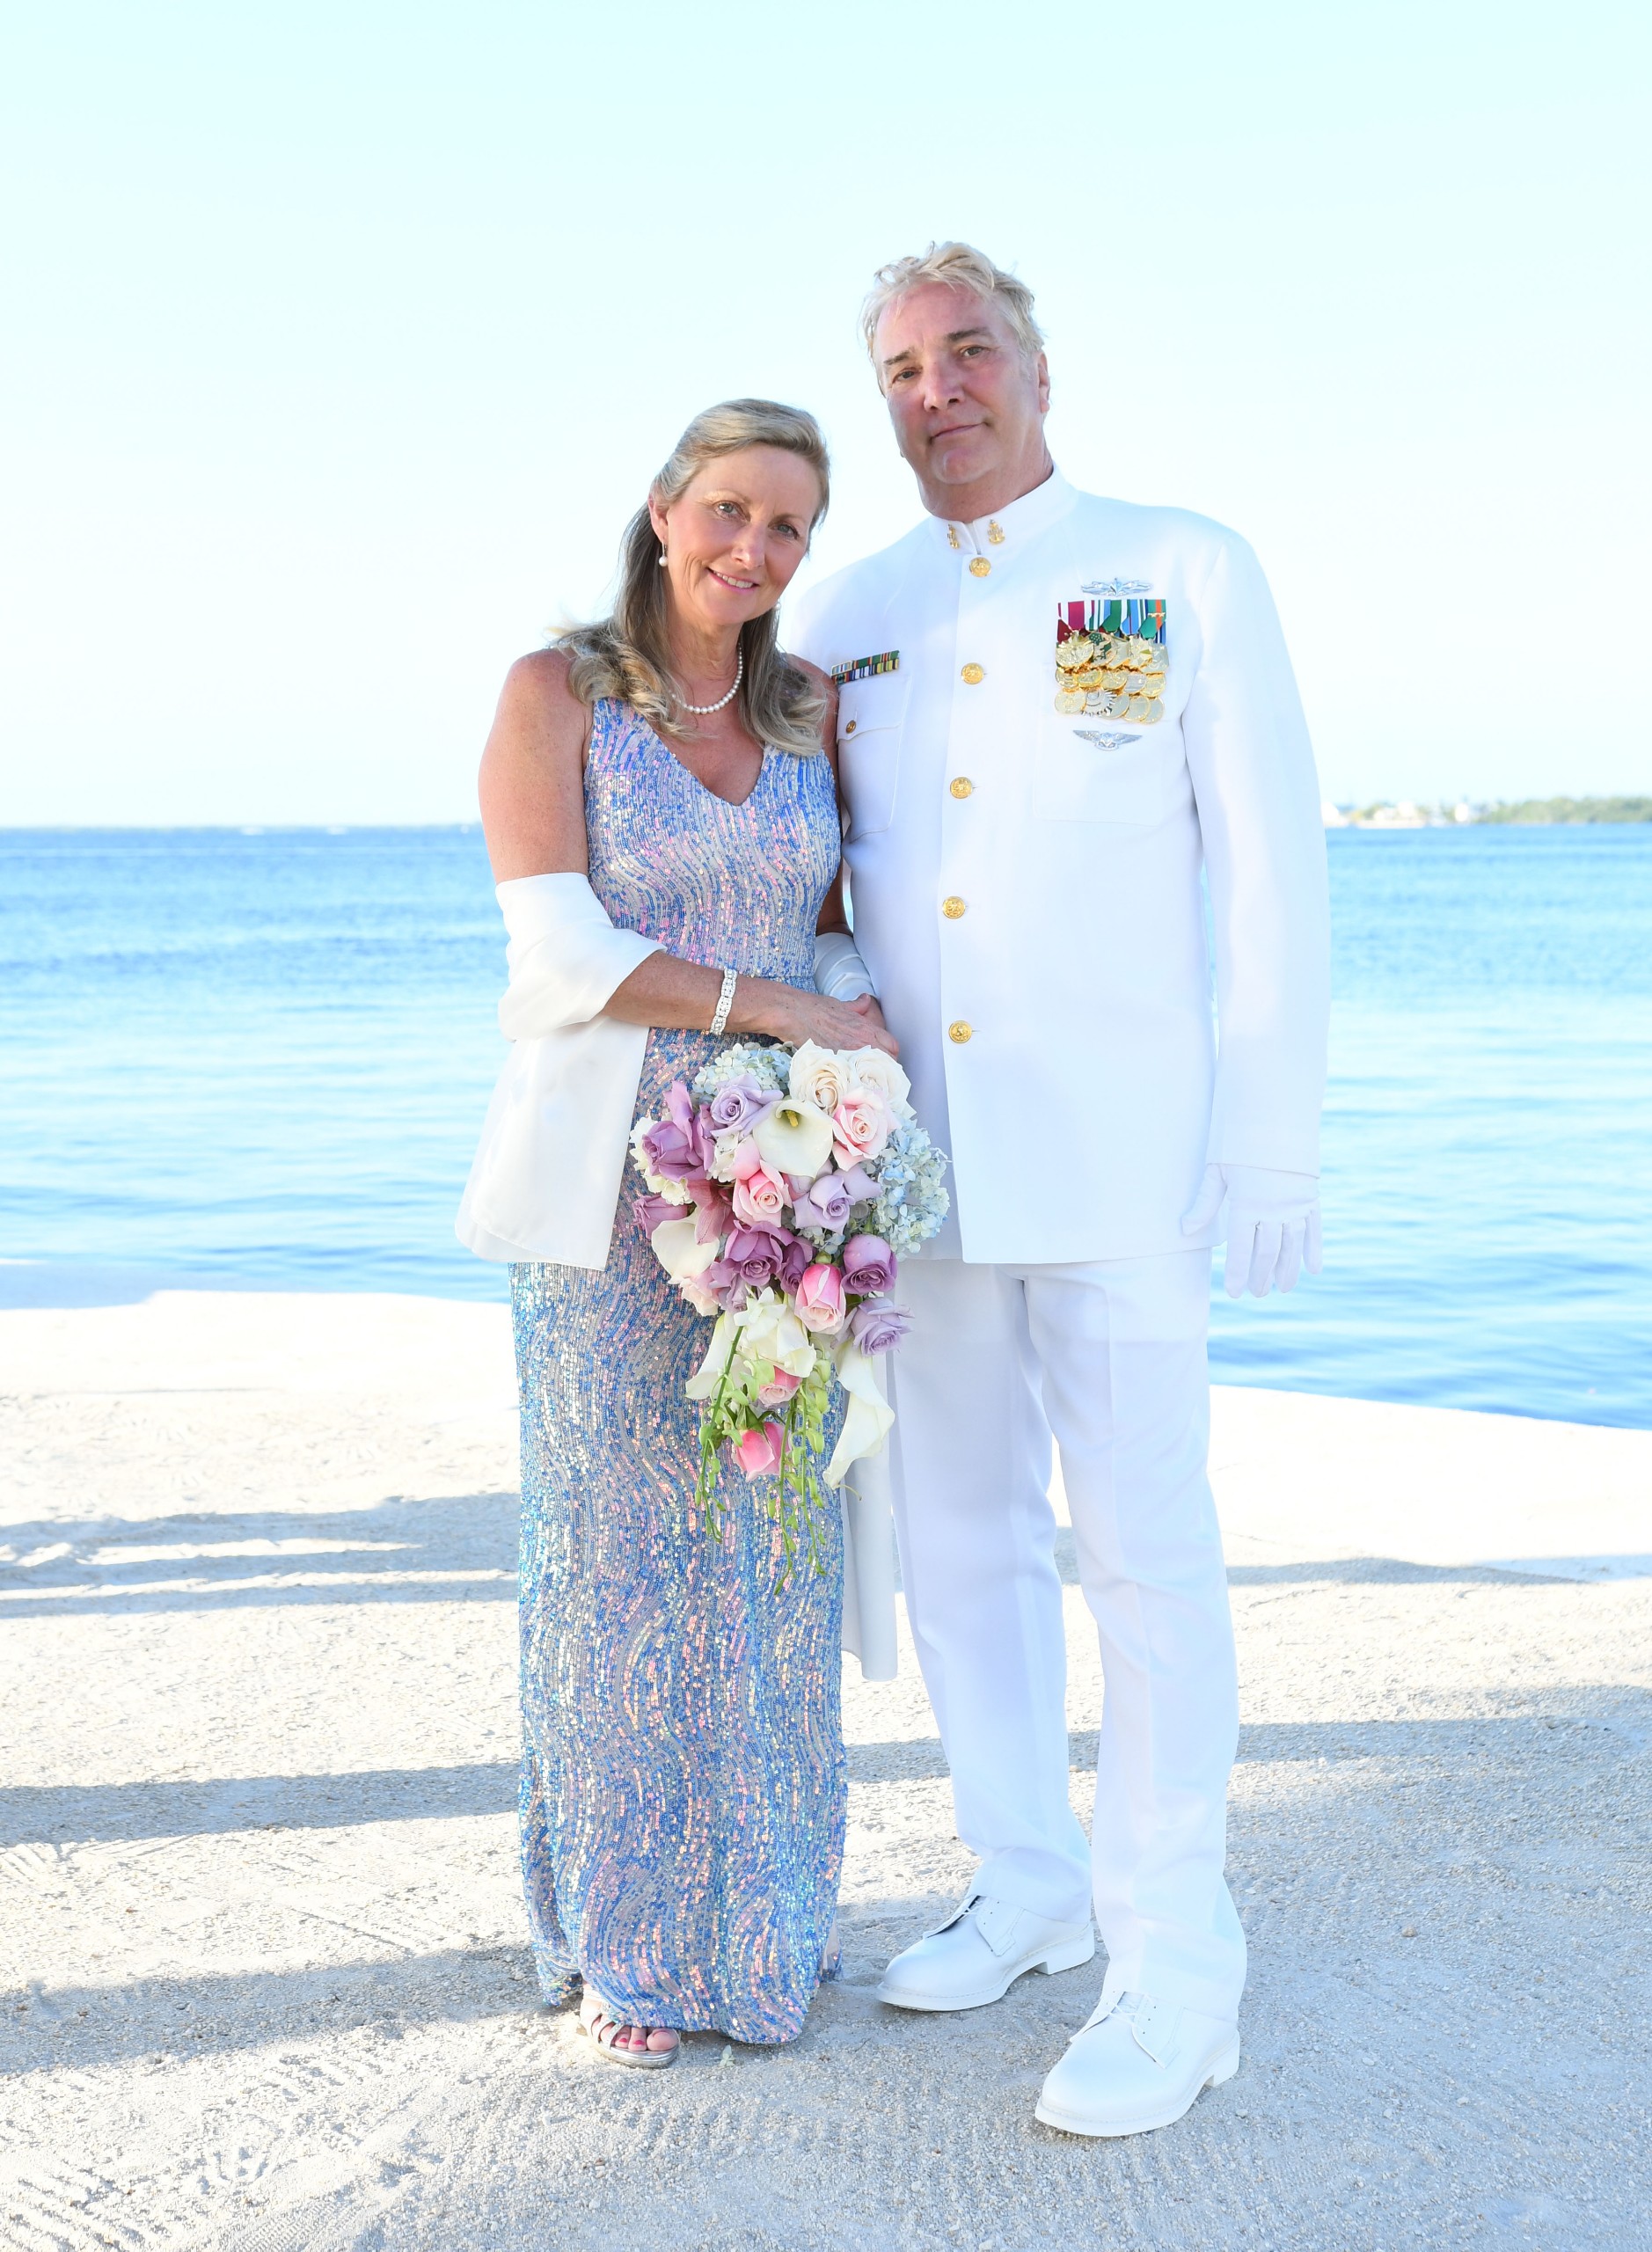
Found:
<box><xmin>1325</xmin><ymin>795</ymin><xmax>1652</xmax><ymax>830</ymax></box>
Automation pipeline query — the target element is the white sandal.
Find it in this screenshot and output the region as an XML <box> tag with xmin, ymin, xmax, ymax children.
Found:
<box><xmin>577</xmin><ymin>1991</ymin><xmax>680</xmax><ymax>2071</ymax></box>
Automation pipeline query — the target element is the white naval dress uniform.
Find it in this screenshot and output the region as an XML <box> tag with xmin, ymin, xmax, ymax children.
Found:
<box><xmin>790</xmin><ymin>468</ymin><xmax>1328</xmax><ymax>2020</ymax></box>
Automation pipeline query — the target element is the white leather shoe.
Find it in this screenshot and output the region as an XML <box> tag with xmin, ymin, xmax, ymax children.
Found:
<box><xmin>876</xmin><ymin>1890</ymin><xmax>1094</xmax><ymax>2013</ymax></box>
<box><xmin>1034</xmin><ymin>1991</ymin><xmax>1239</xmax><ymax>2137</ymax></box>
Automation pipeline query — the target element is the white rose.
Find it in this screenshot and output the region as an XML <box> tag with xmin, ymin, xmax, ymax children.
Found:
<box><xmin>707</xmin><ymin>1127</ymin><xmax>746</xmax><ymax>1183</ymax></box>
<box><xmin>845</xmin><ymin>1046</ymin><xmax>912</xmax><ymax>1115</ymax></box>
<box><xmin>752</xmin><ymin>1095</ymin><xmax>835</xmax><ymax>1181</ymax></box>
<box><xmin>788</xmin><ymin>1040</ymin><xmax>852</xmax><ymax>1116</ymax></box>
<box><xmin>738</xmin><ymin>1291</ymin><xmax>818</xmax><ymax>1380</ymax></box>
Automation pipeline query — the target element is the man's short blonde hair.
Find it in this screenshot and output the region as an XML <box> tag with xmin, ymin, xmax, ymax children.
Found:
<box><xmin>860</xmin><ymin>242</ymin><xmax>1045</xmax><ymax>384</ymax></box>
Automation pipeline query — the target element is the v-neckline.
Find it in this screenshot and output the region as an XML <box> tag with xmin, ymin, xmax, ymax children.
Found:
<box><xmin>640</xmin><ymin>713</ymin><xmax>771</xmax><ymax>812</ymax></box>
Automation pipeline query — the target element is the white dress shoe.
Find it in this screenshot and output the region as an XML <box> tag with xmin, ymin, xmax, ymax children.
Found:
<box><xmin>876</xmin><ymin>1889</ymin><xmax>1094</xmax><ymax>2013</ymax></box>
<box><xmin>1034</xmin><ymin>1991</ymin><xmax>1239</xmax><ymax>2137</ymax></box>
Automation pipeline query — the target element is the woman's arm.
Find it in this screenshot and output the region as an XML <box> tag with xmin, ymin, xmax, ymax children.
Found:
<box><xmin>477</xmin><ymin>653</ymin><xmax>896</xmax><ymax>1055</ymax></box>
<box><xmin>800</xmin><ymin>660</ymin><xmax>890</xmax><ymax>1035</ymax></box>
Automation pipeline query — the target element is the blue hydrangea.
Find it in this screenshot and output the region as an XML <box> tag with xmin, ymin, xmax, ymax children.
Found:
<box><xmin>691</xmin><ymin>1041</ymin><xmax>790</xmax><ymax>1100</ymax></box>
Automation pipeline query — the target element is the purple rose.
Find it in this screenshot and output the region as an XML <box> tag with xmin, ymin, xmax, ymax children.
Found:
<box><xmin>849</xmin><ymin>1298</ymin><xmax>913</xmax><ymax>1356</ymax></box>
<box><xmin>726</xmin><ymin>1225</ymin><xmax>786</xmax><ymax>1293</ymax></box>
<box><xmin>842</xmin><ymin>1233</ymin><xmax>897</xmax><ymax>1298</ymax></box>
<box><xmin>706</xmin><ymin>1075</ymin><xmax>780</xmax><ymax>1137</ymax></box>
<box><xmin>835</xmin><ymin>1163</ymin><xmax>880</xmax><ymax>1205</ymax></box>
<box><xmin>701</xmin><ymin>1258</ymin><xmax>744</xmax><ymax>1310</ymax></box>
<box><xmin>633</xmin><ymin>1192</ymin><xmax>682</xmax><ymax>1239</ymax></box>
<box><xmin>640</xmin><ymin>1079</ymin><xmax>713</xmax><ymax>1183</ymax></box>
<box><xmin>792</xmin><ymin>1169</ymin><xmax>855</xmax><ymax>1232</ymax></box>
<box><xmin>777</xmin><ymin>1231</ymin><xmax>813</xmax><ymax>1290</ymax></box>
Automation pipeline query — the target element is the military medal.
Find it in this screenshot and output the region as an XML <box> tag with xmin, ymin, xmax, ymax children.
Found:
<box><xmin>1055</xmin><ymin>593</ymin><xmax>1166</xmax><ymax>720</ymax></box>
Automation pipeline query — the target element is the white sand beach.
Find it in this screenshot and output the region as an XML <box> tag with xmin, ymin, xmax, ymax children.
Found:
<box><xmin>3</xmin><ymin>1291</ymin><xmax>1648</xmax><ymax>2251</ymax></box>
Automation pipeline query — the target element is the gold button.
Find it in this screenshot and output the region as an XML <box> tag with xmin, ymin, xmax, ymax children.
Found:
<box><xmin>961</xmin><ymin>662</ymin><xmax>985</xmax><ymax>684</ymax></box>
<box><xmin>948</xmin><ymin>1020</ymin><xmax>973</xmax><ymax>1043</ymax></box>
<box><xmin>949</xmin><ymin>776</ymin><xmax>974</xmax><ymax>799</ymax></box>
<box><xmin>844</xmin><ymin>718</ymin><xmax>857</xmax><ymax>734</ymax></box>
<box><xmin>942</xmin><ymin>896</ymin><xmax>967</xmax><ymax>919</ymax></box>
<box><xmin>968</xmin><ymin>557</ymin><xmax>990</xmax><ymax>577</ymax></box>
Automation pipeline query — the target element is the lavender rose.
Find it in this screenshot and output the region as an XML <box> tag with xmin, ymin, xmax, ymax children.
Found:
<box><xmin>707</xmin><ymin>1075</ymin><xmax>780</xmax><ymax>1137</ymax></box>
<box><xmin>777</xmin><ymin>1232</ymin><xmax>813</xmax><ymax>1291</ymax></box>
<box><xmin>848</xmin><ymin>1298</ymin><xmax>913</xmax><ymax>1355</ymax></box>
<box><xmin>633</xmin><ymin>1192</ymin><xmax>682</xmax><ymax>1239</ymax></box>
<box><xmin>792</xmin><ymin>1168</ymin><xmax>855</xmax><ymax>1232</ymax></box>
<box><xmin>725</xmin><ymin>1225</ymin><xmax>788</xmax><ymax>1293</ymax></box>
<box><xmin>641</xmin><ymin>1080</ymin><xmax>713</xmax><ymax>1184</ymax></box>
<box><xmin>842</xmin><ymin>1233</ymin><xmax>898</xmax><ymax>1298</ymax></box>
<box><xmin>835</xmin><ymin>1163</ymin><xmax>881</xmax><ymax>1205</ymax></box>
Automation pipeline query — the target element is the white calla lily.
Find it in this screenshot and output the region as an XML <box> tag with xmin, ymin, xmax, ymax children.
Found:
<box><xmin>751</xmin><ymin>1096</ymin><xmax>835</xmax><ymax>1181</ymax></box>
<box><xmin>824</xmin><ymin>1334</ymin><xmax>895</xmax><ymax>1488</ymax></box>
<box><xmin>650</xmin><ymin>1217</ymin><xmax>718</xmax><ymax>1290</ymax></box>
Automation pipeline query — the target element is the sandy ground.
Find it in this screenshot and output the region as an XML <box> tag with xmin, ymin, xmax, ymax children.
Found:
<box><xmin>2</xmin><ymin>1291</ymin><xmax>1648</xmax><ymax>2252</ymax></box>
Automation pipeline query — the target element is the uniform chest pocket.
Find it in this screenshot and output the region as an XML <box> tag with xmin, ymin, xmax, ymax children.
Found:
<box><xmin>1034</xmin><ymin>719</ymin><xmax>1194</xmax><ymax>828</ymax></box>
<box><xmin>836</xmin><ymin>672</ymin><xmax>909</xmax><ymax>840</ymax></box>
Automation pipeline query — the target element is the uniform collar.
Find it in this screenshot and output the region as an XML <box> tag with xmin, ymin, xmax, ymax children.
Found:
<box><xmin>930</xmin><ymin>464</ymin><xmax>1075</xmax><ymax>559</ymax></box>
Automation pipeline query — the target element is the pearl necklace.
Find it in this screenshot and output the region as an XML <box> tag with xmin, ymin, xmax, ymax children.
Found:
<box><xmin>678</xmin><ymin>648</ymin><xmax>743</xmax><ymax>715</ymax></box>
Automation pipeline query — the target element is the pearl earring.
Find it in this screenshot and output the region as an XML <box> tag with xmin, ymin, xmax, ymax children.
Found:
<box><xmin>658</xmin><ymin>546</ymin><xmax>668</xmax><ymax>567</ymax></box>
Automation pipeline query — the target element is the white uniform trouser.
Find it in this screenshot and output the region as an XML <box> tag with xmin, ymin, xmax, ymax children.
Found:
<box><xmin>888</xmin><ymin>1250</ymin><xmax>1245</xmax><ymax>2022</ymax></box>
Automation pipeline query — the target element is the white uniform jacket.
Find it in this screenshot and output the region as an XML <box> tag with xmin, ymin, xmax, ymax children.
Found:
<box><xmin>789</xmin><ymin>469</ymin><xmax>1329</xmax><ymax>1267</ymax></box>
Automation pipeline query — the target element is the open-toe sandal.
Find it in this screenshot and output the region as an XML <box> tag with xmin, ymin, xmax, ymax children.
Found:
<box><xmin>577</xmin><ymin>1992</ymin><xmax>680</xmax><ymax>2071</ymax></box>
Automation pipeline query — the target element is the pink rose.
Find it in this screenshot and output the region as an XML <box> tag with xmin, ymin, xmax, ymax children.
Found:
<box><xmin>728</xmin><ymin>1137</ymin><xmax>765</xmax><ymax>1181</ymax></box>
<box><xmin>733</xmin><ymin>1421</ymin><xmax>786</xmax><ymax>1478</ymax></box>
<box><xmin>832</xmin><ymin>1088</ymin><xmax>893</xmax><ymax>1169</ymax></box>
<box><xmin>757</xmin><ymin>1368</ymin><xmax>801</xmax><ymax>1408</ymax></box>
<box><xmin>732</xmin><ymin>1163</ymin><xmax>788</xmax><ymax>1228</ymax></box>
<box><xmin>793</xmin><ymin>1261</ymin><xmax>846</xmax><ymax>1334</ymax></box>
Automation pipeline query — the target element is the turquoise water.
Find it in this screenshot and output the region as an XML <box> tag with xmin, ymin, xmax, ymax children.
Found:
<box><xmin>2</xmin><ymin>826</ymin><xmax>1648</xmax><ymax>1429</ymax></box>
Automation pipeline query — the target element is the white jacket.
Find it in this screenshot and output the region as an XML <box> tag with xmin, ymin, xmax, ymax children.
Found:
<box><xmin>788</xmin><ymin>469</ymin><xmax>1330</xmax><ymax>1265</ymax></box>
<box><xmin>456</xmin><ymin>874</ymin><xmax>661</xmax><ymax>1269</ymax></box>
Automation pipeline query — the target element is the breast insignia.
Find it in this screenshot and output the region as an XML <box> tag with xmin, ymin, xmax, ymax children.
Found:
<box><xmin>1075</xmin><ymin>730</ymin><xmax>1141</xmax><ymax>750</ymax></box>
<box><xmin>1054</xmin><ymin>596</ymin><xmax>1167</xmax><ymax>720</ymax></box>
<box><xmin>829</xmin><ymin>650</ymin><xmax>900</xmax><ymax>685</ymax></box>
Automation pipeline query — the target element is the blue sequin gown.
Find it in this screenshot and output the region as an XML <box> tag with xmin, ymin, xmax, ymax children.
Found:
<box><xmin>511</xmin><ymin>698</ymin><xmax>846</xmax><ymax>2045</ymax></box>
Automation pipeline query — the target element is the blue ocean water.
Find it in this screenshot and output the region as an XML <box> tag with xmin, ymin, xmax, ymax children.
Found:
<box><xmin>2</xmin><ymin>826</ymin><xmax>1648</xmax><ymax>1429</ymax></box>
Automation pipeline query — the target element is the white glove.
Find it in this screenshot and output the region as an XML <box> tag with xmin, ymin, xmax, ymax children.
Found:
<box><xmin>1181</xmin><ymin>1164</ymin><xmax>1323</xmax><ymax>1299</ymax></box>
<box><xmin>814</xmin><ymin>932</ymin><xmax>878</xmax><ymax>1001</ymax></box>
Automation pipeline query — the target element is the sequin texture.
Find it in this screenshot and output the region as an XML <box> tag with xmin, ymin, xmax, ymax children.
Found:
<box><xmin>512</xmin><ymin>698</ymin><xmax>846</xmax><ymax>2044</ymax></box>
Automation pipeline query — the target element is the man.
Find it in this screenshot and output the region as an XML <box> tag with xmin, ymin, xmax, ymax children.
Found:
<box><xmin>793</xmin><ymin>243</ymin><xmax>1329</xmax><ymax>2138</ymax></box>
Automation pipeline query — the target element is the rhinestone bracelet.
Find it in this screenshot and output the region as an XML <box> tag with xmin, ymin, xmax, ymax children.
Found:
<box><xmin>709</xmin><ymin>966</ymin><xmax>738</xmax><ymax>1037</ymax></box>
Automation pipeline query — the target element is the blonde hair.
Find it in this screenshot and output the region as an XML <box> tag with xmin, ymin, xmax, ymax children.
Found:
<box><xmin>558</xmin><ymin>398</ymin><xmax>830</xmax><ymax>758</ymax></box>
<box><xmin>860</xmin><ymin>241</ymin><xmax>1045</xmax><ymax>384</ymax></box>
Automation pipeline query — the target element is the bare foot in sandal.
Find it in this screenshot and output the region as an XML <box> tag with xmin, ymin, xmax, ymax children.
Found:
<box><xmin>578</xmin><ymin>1991</ymin><xmax>680</xmax><ymax>2070</ymax></box>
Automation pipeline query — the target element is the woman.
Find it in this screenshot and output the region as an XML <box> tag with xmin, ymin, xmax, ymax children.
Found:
<box><xmin>458</xmin><ymin>400</ymin><xmax>892</xmax><ymax>2066</ymax></box>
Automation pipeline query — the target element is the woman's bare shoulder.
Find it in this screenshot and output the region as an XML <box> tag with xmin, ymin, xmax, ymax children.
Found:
<box><xmin>497</xmin><ymin>646</ymin><xmax>582</xmax><ymax>720</ymax></box>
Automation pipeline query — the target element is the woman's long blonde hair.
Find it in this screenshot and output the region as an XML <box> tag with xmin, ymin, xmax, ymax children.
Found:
<box><xmin>558</xmin><ymin>398</ymin><xmax>830</xmax><ymax>758</ymax></box>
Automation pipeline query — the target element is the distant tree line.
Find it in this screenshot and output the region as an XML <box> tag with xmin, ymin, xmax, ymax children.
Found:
<box><xmin>1474</xmin><ymin>797</ymin><xmax>1652</xmax><ymax>824</ymax></box>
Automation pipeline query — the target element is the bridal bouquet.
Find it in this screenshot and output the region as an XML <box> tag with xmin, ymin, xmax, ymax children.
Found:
<box><xmin>628</xmin><ymin>1039</ymin><xmax>949</xmax><ymax>1569</ymax></box>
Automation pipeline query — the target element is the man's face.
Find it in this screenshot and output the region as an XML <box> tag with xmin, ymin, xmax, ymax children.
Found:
<box><xmin>874</xmin><ymin>281</ymin><xmax>1049</xmax><ymax>505</ymax></box>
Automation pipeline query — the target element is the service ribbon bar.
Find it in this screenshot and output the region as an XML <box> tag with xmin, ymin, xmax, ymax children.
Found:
<box><xmin>1058</xmin><ymin>598</ymin><xmax>1165</xmax><ymax>645</ymax></box>
<box><xmin>829</xmin><ymin>649</ymin><xmax>901</xmax><ymax>684</ymax></box>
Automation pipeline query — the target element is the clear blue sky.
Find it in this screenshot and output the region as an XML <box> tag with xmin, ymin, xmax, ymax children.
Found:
<box><xmin>2</xmin><ymin>0</ymin><xmax>1647</xmax><ymax>823</ymax></box>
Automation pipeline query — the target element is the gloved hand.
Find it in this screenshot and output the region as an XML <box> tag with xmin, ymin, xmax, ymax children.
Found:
<box><xmin>1181</xmin><ymin>1164</ymin><xmax>1323</xmax><ymax>1299</ymax></box>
